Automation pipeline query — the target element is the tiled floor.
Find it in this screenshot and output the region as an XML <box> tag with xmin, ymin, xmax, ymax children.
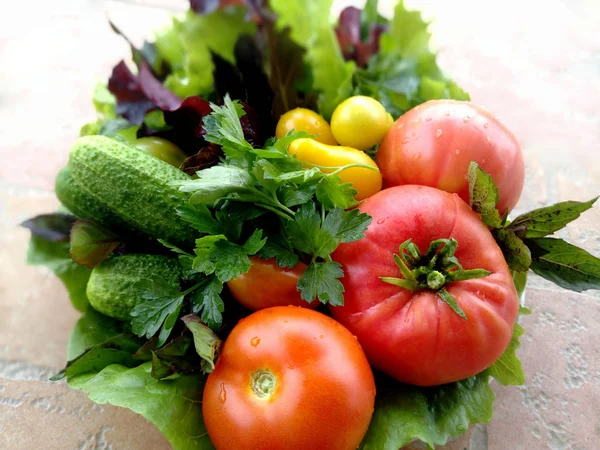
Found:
<box><xmin>1</xmin><ymin>0</ymin><xmax>598</xmax><ymax>448</ymax></box>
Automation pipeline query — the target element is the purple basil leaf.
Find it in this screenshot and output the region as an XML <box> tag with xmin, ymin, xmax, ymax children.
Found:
<box><xmin>108</xmin><ymin>61</ymin><xmax>155</xmax><ymax>125</ymax></box>
<box><xmin>335</xmin><ymin>6</ymin><xmax>387</xmax><ymax>67</ymax></box>
<box><xmin>70</xmin><ymin>219</ymin><xmax>121</xmax><ymax>269</ymax></box>
<box><xmin>160</xmin><ymin>96</ymin><xmax>213</xmax><ymax>155</ymax></box>
<box><xmin>21</xmin><ymin>213</ymin><xmax>76</xmax><ymax>242</ymax></box>
<box><xmin>180</xmin><ymin>144</ymin><xmax>224</xmax><ymax>175</ymax></box>
<box><xmin>211</xmin><ymin>52</ymin><xmax>246</xmax><ymax>103</ymax></box>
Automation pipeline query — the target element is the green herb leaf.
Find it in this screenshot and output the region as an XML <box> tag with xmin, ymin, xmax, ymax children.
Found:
<box><xmin>177</xmin><ymin>202</ymin><xmax>221</xmax><ymax>235</ymax></box>
<box><xmin>324</xmin><ymin>208</ymin><xmax>372</xmax><ymax>243</ymax></box>
<box><xmin>52</xmin><ymin>333</ymin><xmax>143</xmax><ymax>381</ymax></box>
<box><xmin>270</xmin><ymin>0</ymin><xmax>356</xmax><ymax>119</ymax></box>
<box><xmin>511</xmin><ymin>270</ymin><xmax>528</xmax><ymax>298</ymax></box>
<box><xmin>67</xmin><ymin>306</ymin><xmax>122</xmax><ymax>361</ymax></box>
<box><xmin>203</xmin><ymin>94</ymin><xmax>253</xmax><ymax>157</ymax></box>
<box><xmin>258</xmin><ymin>235</ymin><xmax>300</xmax><ymax>269</ymax></box>
<box><xmin>130</xmin><ymin>279</ymin><xmax>185</xmax><ymax>345</ymax></box>
<box><xmin>468</xmin><ymin>162</ymin><xmax>503</xmax><ymax>228</ymax></box>
<box><xmin>298</xmin><ymin>261</ymin><xmax>345</xmax><ymax>305</ymax></box>
<box><xmin>190</xmin><ymin>276</ymin><xmax>224</xmax><ymax>329</ymax></box>
<box><xmin>178</xmin><ymin>165</ymin><xmax>255</xmax><ymax>204</ymax></box>
<box><xmin>508</xmin><ymin>197</ymin><xmax>598</xmax><ymax>238</ymax></box>
<box><xmin>243</xmin><ymin>229</ymin><xmax>267</xmax><ymax>255</ymax></box>
<box><xmin>182</xmin><ymin>314</ymin><xmax>222</xmax><ymax>374</ymax></box>
<box><xmin>68</xmin><ymin>362</ymin><xmax>211</xmax><ymax>450</ymax></box>
<box><xmin>316</xmin><ymin>175</ymin><xmax>358</xmax><ymax>210</ymax></box>
<box><xmin>26</xmin><ymin>236</ymin><xmax>92</xmax><ymax>312</ymax></box>
<box><xmin>360</xmin><ymin>372</ymin><xmax>495</xmax><ymax>449</ymax></box>
<box><xmin>487</xmin><ymin>323</ymin><xmax>526</xmax><ymax>386</ymax></box>
<box><xmin>526</xmin><ymin>237</ymin><xmax>600</xmax><ymax>292</ymax></box>
<box><xmin>151</xmin><ymin>352</ymin><xmax>177</xmax><ymax>380</ymax></box>
<box><xmin>69</xmin><ymin>219</ymin><xmax>121</xmax><ymax>269</ymax></box>
<box><xmin>492</xmin><ymin>228</ymin><xmax>532</xmax><ymax>272</ymax></box>
<box><xmin>193</xmin><ymin>235</ymin><xmax>226</xmax><ymax>274</ymax></box>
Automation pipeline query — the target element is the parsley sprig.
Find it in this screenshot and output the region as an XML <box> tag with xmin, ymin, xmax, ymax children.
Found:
<box><xmin>175</xmin><ymin>95</ymin><xmax>372</xmax><ymax>311</ymax></box>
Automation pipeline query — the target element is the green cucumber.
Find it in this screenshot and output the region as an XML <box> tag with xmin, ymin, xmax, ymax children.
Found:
<box><xmin>87</xmin><ymin>254</ymin><xmax>181</xmax><ymax>320</ymax></box>
<box><xmin>55</xmin><ymin>165</ymin><xmax>132</xmax><ymax>232</ymax></box>
<box><xmin>68</xmin><ymin>135</ymin><xmax>196</xmax><ymax>244</ymax></box>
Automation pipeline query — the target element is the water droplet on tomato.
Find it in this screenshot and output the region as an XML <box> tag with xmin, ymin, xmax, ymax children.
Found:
<box><xmin>401</xmin><ymin>137</ymin><xmax>410</xmax><ymax>144</ymax></box>
<box><xmin>414</xmin><ymin>119</ymin><xmax>420</xmax><ymax>123</ymax></box>
<box><xmin>398</xmin><ymin>123</ymin><xmax>404</xmax><ymax>129</ymax></box>
<box><xmin>463</xmin><ymin>116</ymin><xmax>470</xmax><ymax>123</ymax></box>
<box><xmin>319</xmin><ymin>335</ymin><xmax>324</xmax><ymax>339</ymax></box>
<box><xmin>219</xmin><ymin>383</ymin><xmax>227</xmax><ymax>404</ymax></box>
<box><xmin>377</xmin><ymin>217</ymin><xmax>386</xmax><ymax>224</ymax></box>
<box><xmin>435</xmin><ymin>129</ymin><xmax>443</xmax><ymax>138</ymax></box>
<box><xmin>250</xmin><ymin>337</ymin><xmax>260</xmax><ymax>347</ymax></box>
<box><xmin>445</xmin><ymin>111</ymin><xmax>450</xmax><ymax>116</ymax></box>
<box><xmin>412</xmin><ymin>153</ymin><xmax>421</xmax><ymax>160</ymax></box>
<box><xmin>411</xmin><ymin>132</ymin><xmax>416</xmax><ymax>137</ymax></box>
<box><xmin>287</xmin><ymin>363</ymin><xmax>295</xmax><ymax>369</ymax></box>
<box><xmin>425</xmin><ymin>117</ymin><xmax>432</xmax><ymax>122</ymax></box>
<box><xmin>455</xmin><ymin>149</ymin><xmax>460</xmax><ymax>154</ymax></box>
<box><xmin>486</xmin><ymin>136</ymin><xmax>492</xmax><ymax>143</ymax></box>
<box><xmin>484</xmin><ymin>122</ymin><xmax>489</xmax><ymax>129</ymax></box>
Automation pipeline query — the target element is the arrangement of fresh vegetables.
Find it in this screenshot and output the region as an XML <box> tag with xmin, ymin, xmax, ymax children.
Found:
<box><xmin>21</xmin><ymin>1</ymin><xmax>600</xmax><ymax>449</ymax></box>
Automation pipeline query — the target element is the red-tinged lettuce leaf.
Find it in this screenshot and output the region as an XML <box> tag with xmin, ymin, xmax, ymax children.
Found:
<box><xmin>180</xmin><ymin>144</ymin><xmax>224</xmax><ymax>175</ymax></box>
<box><xmin>20</xmin><ymin>213</ymin><xmax>76</xmax><ymax>242</ymax></box>
<box><xmin>360</xmin><ymin>372</ymin><xmax>495</xmax><ymax>450</ymax></box>
<box><xmin>68</xmin><ymin>362</ymin><xmax>213</xmax><ymax>450</ymax></box>
<box><xmin>69</xmin><ymin>219</ymin><xmax>121</xmax><ymax>269</ymax></box>
<box><xmin>335</xmin><ymin>6</ymin><xmax>387</xmax><ymax>67</ymax></box>
<box><xmin>138</xmin><ymin>61</ymin><xmax>182</xmax><ymax>110</ymax></box>
<box><xmin>108</xmin><ymin>61</ymin><xmax>156</xmax><ymax>125</ymax></box>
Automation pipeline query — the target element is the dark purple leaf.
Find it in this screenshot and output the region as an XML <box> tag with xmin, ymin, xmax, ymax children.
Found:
<box><xmin>180</xmin><ymin>144</ymin><xmax>223</xmax><ymax>175</ymax></box>
<box><xmin>161</xmin><ymin>96</ymin><xmax>213</xmax><ymax>155</ymax></box>
<box><xmin>138</xmin><ymin>62</ymin><xmax>182</xmax><ymax>110</ymax></box>
<box><xmin>70</xmin><ymin>219</ymin><xmax>121</xmax><ymax>269</ymax></box>
<box><xmin>21</xmin><ymin>213</ymin><xmax>76</xmax><ymax>242</ymax></box>
<box><xmin>189</xmin><ymin>0</ymin><xmax>219</xmax><ymax>14</ymax></box>
<box><xmin>211</xmin><ymin>52</ymin><xmax>246</xmax><ymax>103</ymax></box>
<box><xmin>335</xmin><ymin>6</ymin><xmax>387</xmax><ymax>67</ymax></box>
<box><xmin>108</xmin><ymin>61</ymin><xmax>155</xmax><ymax>125</ymax></box>
<box><xmin>239</xmin><ymin>103</ymin><xmax>260</xmax><ymax>146</ymax></box>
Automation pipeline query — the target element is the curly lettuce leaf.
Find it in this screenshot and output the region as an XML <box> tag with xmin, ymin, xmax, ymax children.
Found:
<box><xmin>155</xmin><ymin>8</ymin><xmax>256</xmax><ymax>98</ymax></box>
<box><xmin>26</xmin><ymin>236</ymin><xmax>91</xmax><ymax>312</ymax></box>
<box><xmin>67</xmin><ymin>306</ymin><xmax>122</xmax><ymax>360</ymax></box>
<box><xmin>360</xmin><ymin>372</ymin><xmax>495</xmax><ymax>450</ymax></box>
<box><xmin>69</xmin><ymin>362</ymin><xmax>213</xmax><ymax>450</ymax></box>
<box><xmin>270</xmin><ymin>0</ymin><xmax>355</xmax><ymax>119</ymax></box>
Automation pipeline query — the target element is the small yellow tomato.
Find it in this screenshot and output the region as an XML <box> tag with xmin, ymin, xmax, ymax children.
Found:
<box><xmin>288</xmin><ymin>138</ymin><xmax>382</xmax><ymax>201</ymax></box>
<box><xmin>276</xmin><ymin>108</ymin><xmax>337</xmax><ymax>145</ymax></box>
<box><xmin>331</xmin><ymin>96</ymin><xmax>391</xmax><ymax>150</ymax></box>
<box><xmin>133</xmin><ymin>137</ymin><xmax>187</xmax><ymax>168</ymax></box>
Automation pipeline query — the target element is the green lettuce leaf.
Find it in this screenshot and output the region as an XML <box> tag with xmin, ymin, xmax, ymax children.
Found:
<box><xmin>360</xmin><ymin>372</ymin><xmax>495</xmax><ymax>449</ymax></box>
<box><xmin>67</xmin><ymin>306</ymin><xmax>122</xmax><ymax>360</ymax></box>
<box><xmin>155</xmin><ymin>8</ymin><xmax>256</xmax><ymax>98</ymax></box>
<box><xmin>270</xmin><ymin>0</ymin><xmax>356</xmax><ymax>119</ymax></box>
<box><xmin>26</xmin><ymin>236</ymin><xmax>91</xmax><ymax>312</ymax></box>
<box><xmin>69</xmin><ymin>362</ymin><xmax>213</xmax><ymax>450</ymax></box>
<box><xmin>487</xmin><ymin>323</ymin><xmax>526</xmax><ymax>386</ymax></box>
<box><xmin>355</xmin><ymin>1</ymin><xmax>469</xmax><ymax>117</ymax></box>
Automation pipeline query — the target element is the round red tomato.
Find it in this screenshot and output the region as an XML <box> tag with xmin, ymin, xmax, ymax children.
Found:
<box><xmin>377</xmin><ymin>100</ymin><xmax>524</xmax><ymax>215</ymax></box>
<box><xmin>226</xmin><ymin>257</ymin><xmax>318</xmax><ymax>311</ymax></box>
<box><xmin>330</xmin><ymin>185</ymin><xmax>519</xmax><ymax>386</ymax></box>
<box><xmin>203</xmin><ymin>306</ymin><xmax>376</xmax><ymax>450</ymax></box>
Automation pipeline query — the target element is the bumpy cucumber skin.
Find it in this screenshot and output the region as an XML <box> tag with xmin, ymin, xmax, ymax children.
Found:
<box><xmin>87</xmin><ymin>254</ymin><xmax>181</xmax><ymax>320</ymax></box>
<box><xmin>69</xmin><ymin>135</ymin><xmax>197</xmax><ymax>244</ymax></box>
<box><xmin>55</xmin><ymin>165</ymin><xmax>132</xmax><ymax>232</ymax></box>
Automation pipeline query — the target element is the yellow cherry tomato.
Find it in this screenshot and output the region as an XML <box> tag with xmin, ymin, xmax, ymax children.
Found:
<box><xmin>331</xmin><ymin>96</ymin><xmax>391</xmax><ymax>150</ymax></box>
<box><xmin>276</xmin><ymin>108</ymin><xmax>337</xmax><ymax>145</ymax></box>
<box><xmin>133</xmin><ymin>137</ymin><xmax>187</xmax><ymax>168</ymax></box>
<box><xmin>288</xmin><ymin>138</ymin><xmax>382</xmax><ymax>201</ymax></box>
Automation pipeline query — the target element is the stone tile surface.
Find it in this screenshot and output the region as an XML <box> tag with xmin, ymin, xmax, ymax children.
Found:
<box><xmin>1</xmin><ymin>0</ymin><xmax>599</xmax><ymax>449</ymax></box>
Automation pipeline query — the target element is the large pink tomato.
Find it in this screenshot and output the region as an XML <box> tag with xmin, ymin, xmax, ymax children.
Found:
<box><xmin>377</xmin><ymin>100</ymin><xmax>524</xmax><ymax>215</ymax></box>
<box><xmin>330</xmin><ymin>185</ymin><xmax>519</xmax><ymax>386</ymax></box>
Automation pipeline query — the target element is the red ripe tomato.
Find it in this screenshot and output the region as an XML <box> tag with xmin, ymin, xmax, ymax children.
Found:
<box><xmin>226</xmin><ymin>257</ymin><xmax>318</xmax><ymax>311</ymax></box>
<box><xmin>203</xmin><ymin>306</ymin><xmax>376</xmax><ymax>450</ymax></box>
<box><xmin>377</xmin><ymin>100</ymin><xmax>525</xmax><ymax>215</ymax></box>
<box><xmin>330</xmin><ymin>185</ymin><xmax>519</xmax><ymax>386</ymax></box>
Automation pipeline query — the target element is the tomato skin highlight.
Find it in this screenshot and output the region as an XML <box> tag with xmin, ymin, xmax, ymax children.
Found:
<box><xmin>203</xmin><ymin>306</ymin><xmax>376</xmax><ymax>450</ymax></box>
<box><xmin>330</xmin><ymin>185</ymin><xmax>519</xmax><ymax>386</ymax></box>
<box><xmin>377</xmin><ymin>100</ymin><xmax>525</xmax><ymax>215</ymax></box>
<box><xmin>227</xmin><ymin>257</ymin><xmax>318</xmax><ymax>311</ymax></box>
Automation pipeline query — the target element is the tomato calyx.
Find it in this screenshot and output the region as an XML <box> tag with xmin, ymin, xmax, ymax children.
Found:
<box><xmin>379</xmin><ymin>238</ymin><xmax>491</xmax><ymax>319</ymax></box>
<box><xmin>251</xmin><ymin>369</ymin><xmax>277</xmax><ymax>399</ymax></box>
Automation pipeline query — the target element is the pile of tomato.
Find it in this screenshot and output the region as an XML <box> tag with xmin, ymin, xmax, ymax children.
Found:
<box><xmin>203</xmin><ymin>97</ymin><xmax>525</xmax><ymax>450</ymax></box>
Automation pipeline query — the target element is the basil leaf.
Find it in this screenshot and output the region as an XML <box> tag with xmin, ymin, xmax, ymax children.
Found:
<box><xmin>508</xmin><ymin>197</ymin><xmax>598</xmax><ymax>238</ymax></box>
<box><xmin>492</xmin><ymin>228</ymin><xmax>532</xmax><ymax>272</ymax></box>
<box><xmin>69</xmin><ymin>219</ymin><xmax>121</xmax><ymax>269</ymax></box>
<box><xmin>526</xmin><ymin>237</ymin><xmax>600</xmax><ymax>292</ymax></box>
<box><xmin>468</xmin><ymin>162</ymin><xmax>503</xmax><ymax>228</ymax></box>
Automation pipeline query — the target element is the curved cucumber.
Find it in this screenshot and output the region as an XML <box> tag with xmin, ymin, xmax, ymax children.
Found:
<box><xmin>69</xmin><ymin>135</ymin><xmax>196</xmax><ymax>244</ymax></box>
<box><xmin>87</xmin><ymin>254</ymin><xmax>181</xmax><ymax>320</ymax></box>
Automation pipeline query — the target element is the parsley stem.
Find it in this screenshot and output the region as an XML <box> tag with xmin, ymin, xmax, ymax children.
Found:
<box><xmin>256</xmin><ymin>203</ymin><xmax>294</xmax><ymax>221</ymax></box>
<box><xmin>181</xmin><ymin>279</ymin><xmax>209</xmax><ymax>296</ymax></box>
